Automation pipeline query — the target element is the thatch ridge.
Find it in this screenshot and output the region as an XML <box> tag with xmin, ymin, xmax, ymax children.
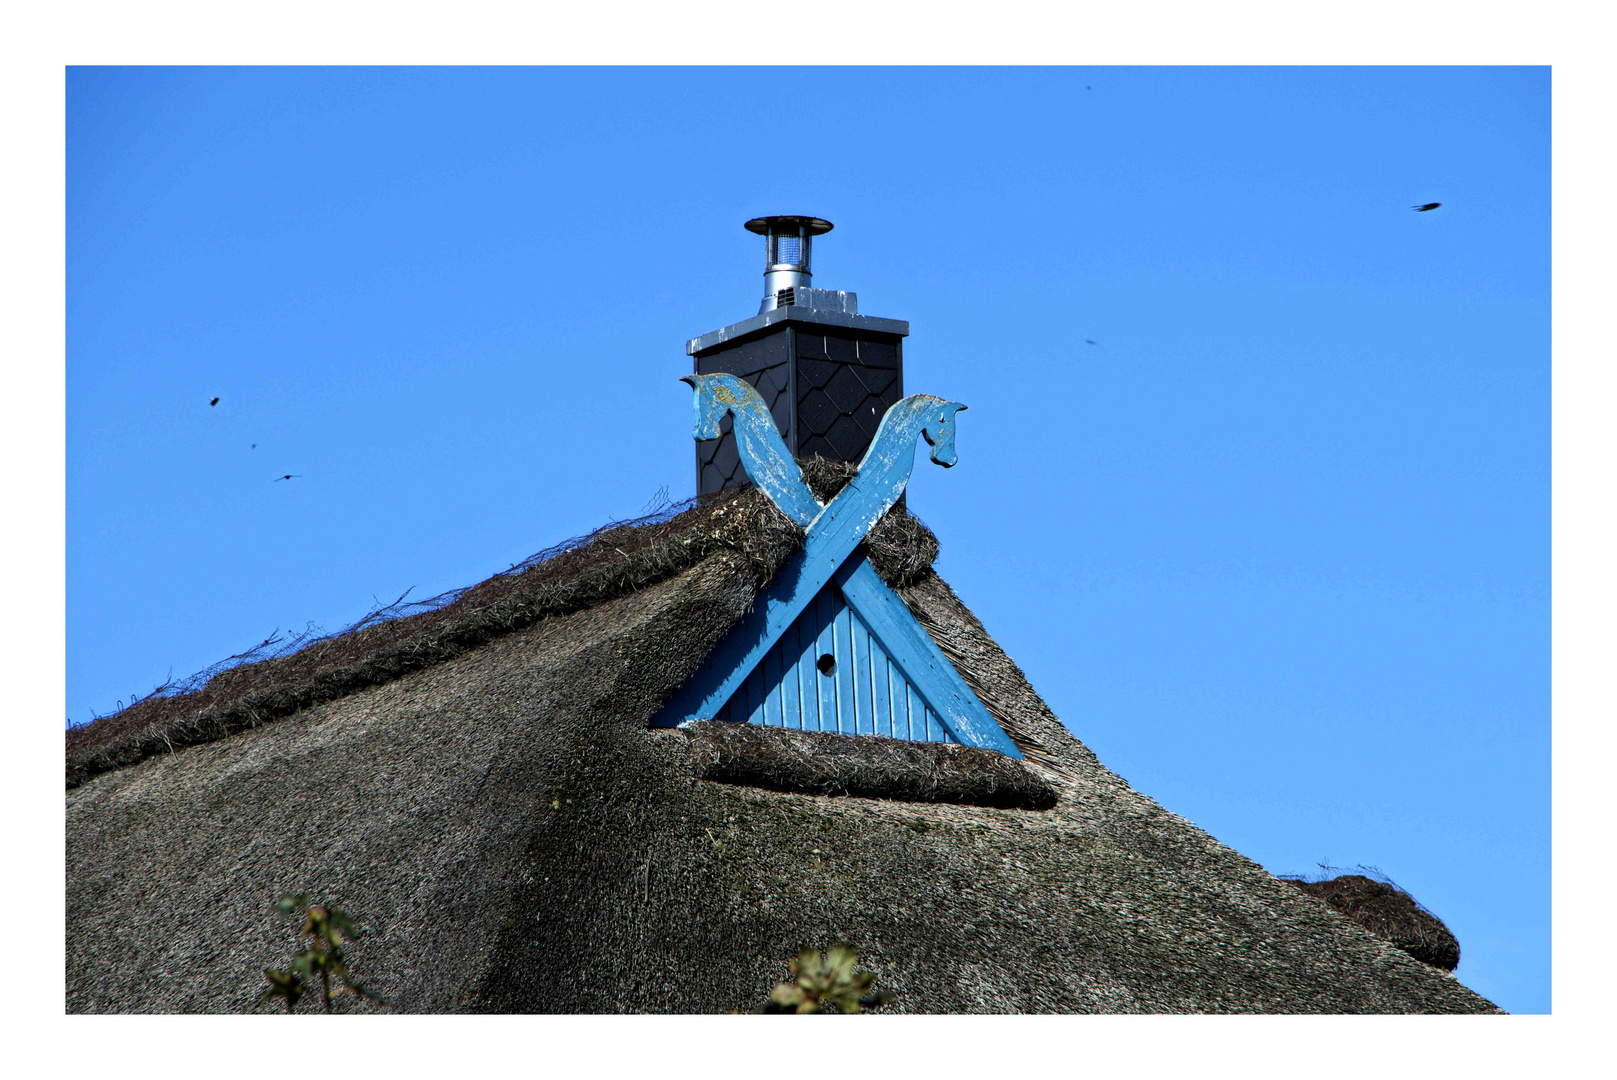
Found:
<box><xmin>683</xmin><ymin>721</ymin><xmax>1059</xmax><ymax>810</ymax></box>
<box><xmin>65</xmin><ymin>459</ymin><xmax>940</xmax><ymax>789</ymax></box>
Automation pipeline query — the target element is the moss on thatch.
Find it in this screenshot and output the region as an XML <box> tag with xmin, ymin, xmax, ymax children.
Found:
<box><xmin>1285</xmin><ymin>874</ymin><xmax>1461</xmax><ymax>971</ymax></box>
<box><xmin>683</xmin><ymin>720</ymin><xmax>1058</xmax><ymax>810</ymax></box>
<box><xmin>65</xmin><ymin>462</ymin><xmax>940</xmax><ymax>790</ymax></box>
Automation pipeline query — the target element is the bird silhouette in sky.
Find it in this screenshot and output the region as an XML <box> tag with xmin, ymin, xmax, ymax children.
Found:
<box><xmin>1085</xmin><ymin>339</ymin><xmax>1098</xmax><ymax>345</ymax></box>
<box><xmin>209</xmin><ymin>397</ymin><xmax>220</xmax><ymax>406</ymax></box>
<box><xmin>274</xmin><ymin>474</ymin><xmax>301</xmax><ymax>482</ymax></box>
<box><xmin>1412</xmin><ymin>203</ymin><xmax>1441</xmax><ymax>212</ymax></box>
<box><xmin>251</xmin><ymin>443</ymin><xmax>257</xmax><ymax>449</ymax></box>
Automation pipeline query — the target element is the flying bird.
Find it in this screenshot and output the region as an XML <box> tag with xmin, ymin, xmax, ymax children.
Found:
<box><xmin>251</xmin><ymin>443</ymin><xmax>257</xmax><ymax>449</ymax></box>
<box><xmin>209</xmin><ymin>397</ymin><xmax>220</xmax><ymax>406</ymax></box>
<box><xmin>274</xmin><ymin>474</ymin><xmax>301</xmax><ymax>482</ymax></box>
<box><xmin>1412</xmin><ymin>203</ymin><xmax>1441</xmax><ymax>212</ymax></box>
<box><xmin>1084</xmin><ymin>339</ymin><xmax>1098</xmax><ymax>345</ymax></box>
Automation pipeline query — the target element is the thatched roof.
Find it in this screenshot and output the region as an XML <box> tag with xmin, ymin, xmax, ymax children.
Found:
<box><xmin>1286</xmin><ymin>873</ymin><xmax>1462</xmax><ymax>972</ymax></box>
<box><xmin>66</xmin><ymin>465</ymin><xmax>1500</xmax><ymax>1013</ymax></box>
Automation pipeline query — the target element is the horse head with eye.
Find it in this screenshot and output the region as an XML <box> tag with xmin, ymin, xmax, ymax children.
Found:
<box><xmin>917</xmin><ymin>398</ymin><xmax>967</xmax><ymax>469</ymax></box>
<box><xmin>679</xmin><ymin>373</ymin><xmax>969</xmax><ymax>527</ymax></box>
<box><xmin>679</xmin><ymin>373</ymin><xmax>819</xmax><ymax>526</ymax></box>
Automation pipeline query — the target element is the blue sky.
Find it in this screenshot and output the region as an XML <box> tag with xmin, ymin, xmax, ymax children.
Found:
<box><xmin>66</xmin><ymin>66</ymin><xmax>1548</xmax><ymax>1012</ymax></box>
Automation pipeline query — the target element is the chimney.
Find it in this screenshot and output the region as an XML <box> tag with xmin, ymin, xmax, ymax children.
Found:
<box><xmin>689</xmin><ymin>216</ymin><xmax>909</xmax><ymax>497</ymax></box>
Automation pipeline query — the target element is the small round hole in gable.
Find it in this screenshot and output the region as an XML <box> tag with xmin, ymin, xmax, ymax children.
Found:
<box><xmin>816</xmin><ymin>653</ymin><xmax>836</xmax><ymax>676</ymax></box>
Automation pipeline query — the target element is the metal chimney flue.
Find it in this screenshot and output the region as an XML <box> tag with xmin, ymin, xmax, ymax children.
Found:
<box><xmin>748</xmin><ymin>215</ymin><xmax>833</xmax><ymax>314</ymax></box>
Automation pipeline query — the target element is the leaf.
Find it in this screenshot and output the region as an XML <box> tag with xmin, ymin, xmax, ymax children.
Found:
<box><xmin>791</xmin><ymin>947</ymin><xmax>817</xmax><ymax>977</ymax></box>
<box><xmin>328</xmin><ymin>909</ymin><xmax>360</xmax><ymax>940</ymax></box>
<box><xmin>769</xmin><ymin>983</ymin><xmax>806</xmax><ymax>1008</ymax></box>
<box><xmin>262</xmin><ymin>968</ymin><xmax>304</xmax><ymax>1011</ymax></box>
<box><xmin>826</xmin><ymin>943</ymin><xmax>857</xmax><ymax>982</ymax></box>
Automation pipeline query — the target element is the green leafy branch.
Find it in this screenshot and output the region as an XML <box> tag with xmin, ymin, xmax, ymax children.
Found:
<box><xmin>261</xmin><ymin>894</ymin><xmax>385</xmax><ymax>1013</ymax></box>
<box><xmin>763</xmin><ymin>943</ymin><xmax>894</xmax><ymax>1014</ymax></box>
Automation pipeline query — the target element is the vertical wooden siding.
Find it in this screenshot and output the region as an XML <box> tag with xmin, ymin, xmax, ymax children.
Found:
<box><xmin>715</xmin><ymin>584</ymin><xmax>957</xmax><ymax>744</ymax></box>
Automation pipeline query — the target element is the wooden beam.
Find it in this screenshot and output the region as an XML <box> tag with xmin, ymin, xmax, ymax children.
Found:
<box><xmin>834</xmin><ymin>558</ymin><xmax>1023</xmax><ymax>758</ymax></box>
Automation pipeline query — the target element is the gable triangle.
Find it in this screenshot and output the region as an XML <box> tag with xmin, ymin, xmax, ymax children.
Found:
<box><xmin>713</xmin><ymin>580</ymin><xmax>961</xmax><ymax>744</ymax></box>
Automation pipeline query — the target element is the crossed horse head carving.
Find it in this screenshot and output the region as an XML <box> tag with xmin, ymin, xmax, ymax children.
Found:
<box><xmin>653</xmin><ymin>373</ymin><xmax>1022</xmax><ymax>759</ymax></box>
<box><xmin>679</xmin><ymin>372</ymin><xmax>966</xmax><ymax>529</ymax></box>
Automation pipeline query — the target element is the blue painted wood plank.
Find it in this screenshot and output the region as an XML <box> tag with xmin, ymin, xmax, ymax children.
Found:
<box><xmin>870</xmin><ymin>627</ymin><xmax>893</xmax><ymax>737</ymax></box>
<box><xmin>780</xmin><ymin>618</ymin><xmax>802</xmax><ymax>731</ymax></box>
<box><xmin>835</xmin><ymin>558</ymin><xmax>1023</xmax><ymax>759</ymax></box>
<box><xmin>761</xmin><ymin>639</ymin><xmax>781</xmax><ymax>727</ymax></box>
<box><xmin>850</xmin><ymin>612</ymin><xmax>873</xmax><ymax>736</ymax></box>
<box><xmin>796</xmin><ymin>613</ymin><xmax>817</xmax><ymax>731</ymax></box>
<box><xmin>744</xmin><ymin>655</ymin><xmax>766</xmax><ymax>726</ymax></box>
<box><xmin>828</xmin><ymin>596</ymin><xmax>841</xmax><ymax>734</ymax></box>
<box><xmin>845</xmin><ymin>608</ymin><xmax>861</xmax><ymax>734</ymax></box>
<box><xmin>814</xmin><ymin>590</ymin><xmax>838</xmax><ymax>732</ymax></box>
<box><xmin>802</xmin><ymin>592</ymin><xmax>821</xmax><ymax>732</ymax></box>
<box><xmin>893</xmin><ymin>656</ymin><xmax>912</xmax><ymax>741</ymax></box>
<box><xmin>889</xmin><ymin>673</ymin><xmax>905</xmax><ymax>740</ymax></box>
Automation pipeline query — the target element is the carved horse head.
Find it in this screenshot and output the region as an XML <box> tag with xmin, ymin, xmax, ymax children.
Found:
<box><xmin>858</xmin><ymin>394</ymin><xmax>968</xmax><ymax>474</ymax></box>
<box><xmin>679</xmin><ymin>372</ymin><xmax>821</xmax><ymax>527</ymax></box>
<box><xmin>680</xmin><ymin>373</ymin><xmax>970</xmax><ymax>528</ymax></box>
<box><xmin>679</xmin><ymin>372</ymin><xmax>764</xmax><ymax>441</ymax></box>
<box><xmin>917</xmin><ymin>398</ymin><xmax>968</xmax><ymax>469</ymax></box>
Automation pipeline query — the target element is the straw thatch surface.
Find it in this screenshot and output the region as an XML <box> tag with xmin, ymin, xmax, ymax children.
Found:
<box><xmin>1287</xmin><ymin>874</ymin><xmax>1461</xmax><ymax>972</ymax></box>
<box><xmin>66</xmin><ymin>469</ymin><xmax>1499</xmax><ymax>1013</ymax></box>
<box><xmin>65</xmin><ymin>460</ymin><xmax>938</xmax><ymax>790</ymax></box>
<box><xmin>684</xmin><ymin>721</ymin><xmax>1058</xmax><ymax>810</ymax></box>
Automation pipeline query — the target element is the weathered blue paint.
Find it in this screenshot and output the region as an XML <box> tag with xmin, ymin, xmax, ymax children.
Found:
<box><xmin>653</xmin><ymin>378</ymin><xmax>1022</xmax><ymax>759</ymax></box>
<box><xmin>834</xmin><ymin>559</ymin><xmax>1023</xmax><ymax>758</ymax></box>
<box><xmin>684</xmin><ymin>371</ymin><xmax>967</xmax><ymax>532</ymax></box>
<box><xmin>651</xmin><ymin>392</ymin><xmax>966</xmax><ymax>728</ymax></box>
<box><xmin>680</xmin><ymin>374</ymin><xmax>821</xmax><ymax>527</ymax></box>
<box><xmin>710</xmin><ymin>578</ymin><xmax>959</xmax><ymax>746</ymax></box>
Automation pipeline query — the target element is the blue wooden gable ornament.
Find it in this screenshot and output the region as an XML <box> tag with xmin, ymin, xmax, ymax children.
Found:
<box><xmin>651</xmin><ymin>373</ymin><xmax>1022</xmax><ymax>759</ymax></box>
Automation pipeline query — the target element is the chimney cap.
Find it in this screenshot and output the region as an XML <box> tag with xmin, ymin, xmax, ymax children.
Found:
<box><xmin>744</xmin><ymin>215</ymin><xmax>833</xmax><ymax>236</ymax></box>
